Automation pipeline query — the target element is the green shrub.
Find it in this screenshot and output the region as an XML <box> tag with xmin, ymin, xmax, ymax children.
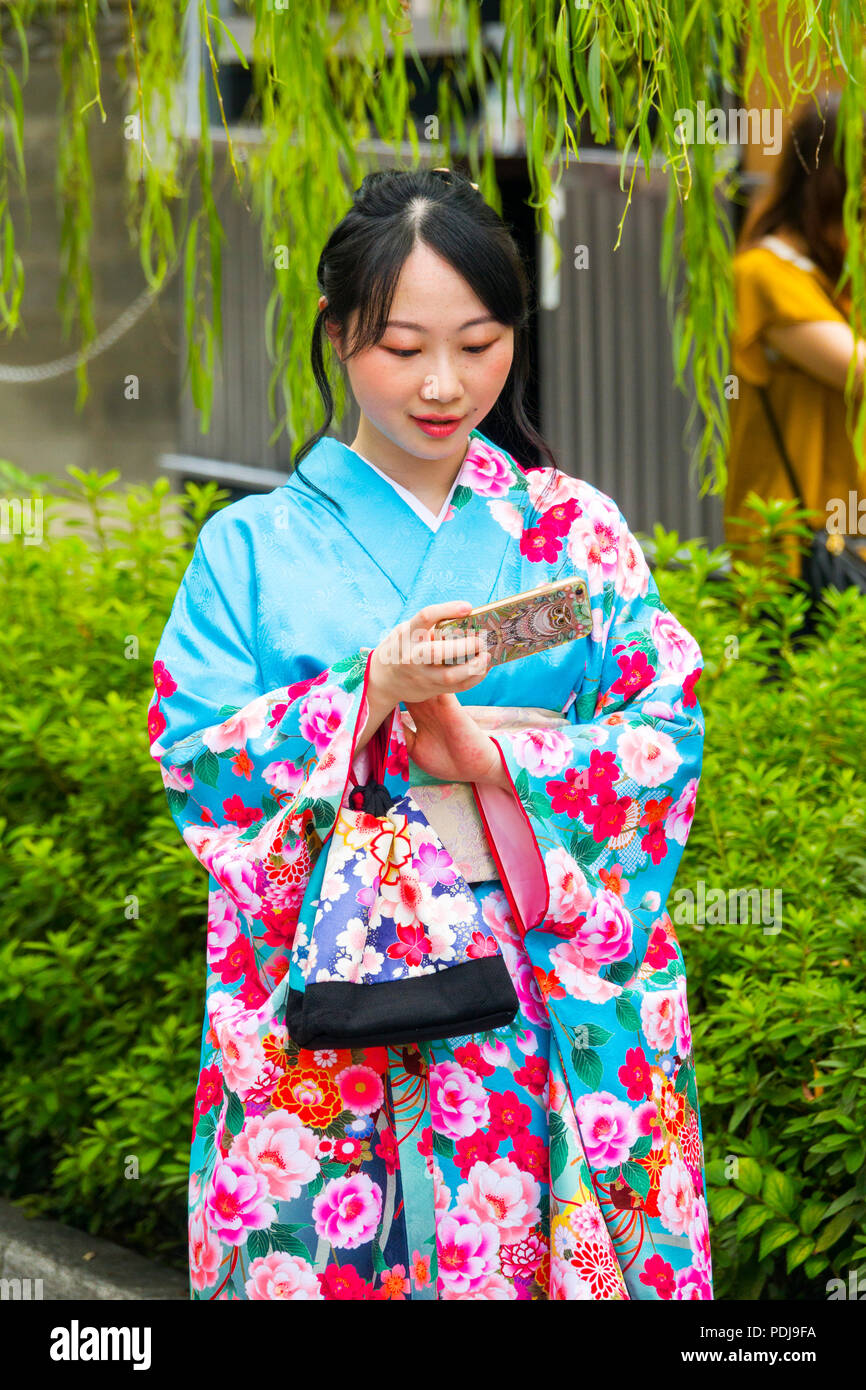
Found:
<box><xmin>1</xmin><ymin>466</ymin><xmax>864</xmax><ymax>1295</ymax></box>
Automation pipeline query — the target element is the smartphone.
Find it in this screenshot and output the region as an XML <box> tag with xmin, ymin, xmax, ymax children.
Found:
<box><xmin>432</xmin><ymin>575</ymin><xmax>593</xmax><ymax>667</ymax></box>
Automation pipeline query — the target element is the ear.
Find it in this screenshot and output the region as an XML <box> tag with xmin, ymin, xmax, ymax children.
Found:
<box><xmin>321</xmin><ymin>307</ymin><xmax>345</xmax><ymax>362</ymax></box>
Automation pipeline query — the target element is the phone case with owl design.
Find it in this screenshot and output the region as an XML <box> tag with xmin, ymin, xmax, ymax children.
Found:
<box><xmin>432</xmin><ymin>576</ymin><xmax>593</xmax><ymax>667</ymax></box>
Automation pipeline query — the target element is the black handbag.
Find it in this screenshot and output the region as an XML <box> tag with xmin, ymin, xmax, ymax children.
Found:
<box><xmin>757</xmin><ymin>383</ymin><xmax>866</xmax><ymax>603</ymax></box>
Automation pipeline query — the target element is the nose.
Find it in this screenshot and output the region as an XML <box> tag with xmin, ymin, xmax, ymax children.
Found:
<box><xmin>420</xmin><ymin>353</ymin><xmax>464</xmax><ymax>404</ymax></box>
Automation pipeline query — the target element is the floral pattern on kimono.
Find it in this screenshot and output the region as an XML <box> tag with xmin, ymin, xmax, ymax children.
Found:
<box><xmin>147</xmin><ymin>427</ymin><xmax>712</xmax><ymax>1300</ymax></box>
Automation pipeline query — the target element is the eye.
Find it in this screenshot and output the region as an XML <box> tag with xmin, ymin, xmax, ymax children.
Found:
<box><xmin>463</xmin><ymin>342</ymin><xmax>495</xmax><ymax>354</ymax></box>
<box><xmin>383</xmin><ymin>347</ymin><xmax>420</xmax><ymax>357</ymax></box>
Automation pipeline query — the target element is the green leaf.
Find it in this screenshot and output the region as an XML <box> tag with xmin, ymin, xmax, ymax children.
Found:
<box><xmin>629</xmin><ymin>1134</ymin><xmax>652</xmax><ymax>1161</ymax></box>
<box><xmin>246</xmin><ymin>1228</ymin><xmax>270</xmax><ymax>1262</ymax></box>
<box><xmin>166</xmin><ymin>788</ymin><xmax>188</xmax><ymax>816</ymax></box>
<box><xmin>737</xmin><ymin>1203</ymin><xmax>773</xmax><ymax>1238</ymax></box>
<box><xmin>451</xmin><ymin>484</ymin><xmax>474</xmax><ymax>510</ymax></box>
<box><xmin>758</xmin><ymin>1221</ymin><xmax>798</xmax><ymax>1261</ymax></box>
<box><xmin>571</xmin><ymin>1045</ymin><xmax>603</xmax><ymax>1089</ymax></box>
<box><xmin>621</xmin><ymin>1161</ymin><xmax>651</xmax><ymax>1200</ymax></box>
<box><xmin>786</xmin><ymin>1237</ymin><xmax>815</xmax><ymax>1274</ymax></box>
<box><xmin>432</xmin><ymin>1131</ymin><xmax>454</xmax><ymax>1160</ymax></box>
<box><xmin>709</xmin><ymin>1186</ymin><xmax>746</xmax><ymax>1221</ymax></box>
<box><xmin>733</xmin><ymin>1157</ymin><xmax>764</xmax><ymax>1197</ymax></box>
<box><xmin>572</xmin><ymin>1022</ymin><xmax>613</xmax><ymax>1049</ymax></box>
<box><xmin>550</xmin><ymin>1114</ymin><xmax>569</xmax><ymax>1185</ymax></box>
<box><xmin>193</xmin><ymin>747</ymin><xmax>221</xmax><ymax>790</ymax></box>
<box><xmin>514</xmin><ymin>768</ymin><xmax>530</xmax><ymax>801</ymax></box>
<box><xmin>762</xmin><ymin>1169</ymin><xmax>797</xmax><ymax>1217</ymax></box>
<box><xmin>615</xmin><ymin>995</ymin><xmax>641</xmax><ymax>1031</ymax></box>
<box><xmin>813</xmin><ymin>1208</ymin><xmax>856</xmax><ymax>1253</ymax></box>
<box><xmin>224</xmin><ymin>1091</ymin><xmax>244</xmax><ymax>1136</ymax></box>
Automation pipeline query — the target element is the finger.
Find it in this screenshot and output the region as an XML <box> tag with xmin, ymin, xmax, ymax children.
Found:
<box><xmin>424</xmin><ymin>632</ymin><xmax>484</xmax><ymax>665</ymax></box>
<box><xmin>407</xmin><ymin>600</ymin><xmax>472</xmax><ymax>636</ymax></box>
<box><xmin>445</xmin><ymin>651</ymin><xmax>491</xmax><ymax>688</ymax></box>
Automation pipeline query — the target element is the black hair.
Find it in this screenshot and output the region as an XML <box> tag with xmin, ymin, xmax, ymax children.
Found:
<box><xmin>291</xmin><ymin>165</ymin><xmax>558</xmax><ymax>503</ymax></box>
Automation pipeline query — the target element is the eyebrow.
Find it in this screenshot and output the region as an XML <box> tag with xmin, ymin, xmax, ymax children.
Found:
<box><xmin>384</xmin><ymin>316</ymin><xmax>498</xmax><ymax>331</ymax></box>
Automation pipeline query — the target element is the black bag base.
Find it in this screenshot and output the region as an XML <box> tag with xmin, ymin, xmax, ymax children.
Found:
<box><xmin>287</xmin><ymin>955</ymin><xmax>519</xmax><ymax>1050</ymax></box>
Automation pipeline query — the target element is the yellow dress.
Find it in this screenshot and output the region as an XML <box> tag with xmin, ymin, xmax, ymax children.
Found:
<box><xmin>725</xmin><ymin>234</ymin><xmax>866</xmax><ymax>579</ymax></box>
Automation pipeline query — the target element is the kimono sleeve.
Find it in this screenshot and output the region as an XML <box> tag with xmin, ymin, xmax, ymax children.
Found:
<box><xmin>146</xmin><ymin>509</ymin><xmax>375</xmax><ymax>935</ymax></box>
<box><xmin>734</xmin><ymin>247</ymin><xmax>847</xmax><ymax>385</ymax></box>
<box><xmin>475</xmin><ymin>504</ymin><xmax>705</xmax><ymax>960</ymax></box>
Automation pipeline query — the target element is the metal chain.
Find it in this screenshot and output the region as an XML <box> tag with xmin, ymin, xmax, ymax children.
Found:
<box><xmin>0</xmin><ymin>259</ymin><xmax>179</xmax><ymax>383</ymax></box>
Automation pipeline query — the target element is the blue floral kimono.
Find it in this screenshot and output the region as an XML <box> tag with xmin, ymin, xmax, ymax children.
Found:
<box><xmin>147</xmin><ymin>428</ymin><xmax>713</xmax><ymax>1300</ymax></box>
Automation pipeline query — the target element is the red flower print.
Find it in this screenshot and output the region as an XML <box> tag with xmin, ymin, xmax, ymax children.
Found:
<box><xmin>375</xmin><ymin>1126</ymin><xmax>399</xmax><ymax>1175</ymax></box>
<box><xmin>488</xmin><ymin>1090</ymin><xmax>532</xmax><ymax>1139</ymax></box>
<box><xmin>639</xmin><ymin>1252</ymin><xmax>676</xmax><ymax>1298</ymax></box>
<box><xmin>222</xmin><ymin>794</ymin><xmax>264</xmax><ymax>829</ymax></box>
<box><xmin>570</xmin><ymin>1239</ymin><xmax>623</xmax><ymax>1298</ymax></box>
<box><xmin>513</xmin><ymin>1054</ymin><xmax>549</xmax><ymax>1096</ymax></box>
<box><xmin>512</xmin><ymin>1129</ymin><xmax>546</xmax><ymax>1179</ymax></box>
<box><xmin>598</xmin><ymin>862</ymin><xmax>629</xmax><ymax>897</ymax></box>
<box><xmin>546</xmin><ymin>767</ymin><xmax>590</xmax><ymax>818</ymax></box>
<box><xmin>682</xmin><ymin>666</ymin><xmax>702</xmax><ymax>709</ymax></box>
<box><xmin>641</xmin><ymin>821</ymin><xmax>668</xmax><ymax>865</ymax></box>
<box><xmin>466</xmin><ymin>930</ymin><xmax>499</xmax><ymax>959</ymax></box>
<box><xmin>585</xmin><ymin>748</ymin><xmax>619</xmax><ymax>796</ymax></box>
<box><xmin>609</xmin><ymin>648</ymin><xmax>656</xmax><ymax>698</ymax></box>
<box><xmin>537</xmin><ymin>499</ymin><xmax>580</xmax><ymax>537</ymax></box>
<box><xmin>215</xmin><ymin>933</ymin><xmax>256</xmax><ymax>984</ymax></box>
<box><xmin>581</xmin><ymin>788</ymin><xmax>633</xmax><ymax>842</ymax></box>
<box><xmin>386</xmin><ymin>734</ymin><xmax>410</xmax><ymax>780</ymax></box>
<box><xmin>534</xmin><ymin>968</ymin><xmax>567</xmax><ymax>1001</ymax></box>
<box><xmin>272</xmin><ymin>1066</ymin><xmax>343</xmax><ymax>1127</ymax></box>
<box><xmin>386</xmin><ymin>921</ymin><xmax>433</xmax><ymax>967</ymax></box>
<box><xmin>519</xmin><ymin>526</ymin><xmax>562</xmax><ymax>563</ymax></box>
<box><xmin>643</xmin><ymin>922</ymin><xmax>678</xmax><ymax>970</ymax></box>
<box><xmin>152</xmin><ymin>659</ymin><xmax>176</xmax><ymax>698</ymax></box>
<box><xmin>453</xmin><ymin>1042</ymin><xmax>496</xmax><ymax>1078</ymax></box>
<box><xmin>147</xmin><ymin>703</ymin><xmax>166</xmax><ymax>743</ymax></box>
<box><xmin>320</xmin><ymin>1265</ymin><xmax>377</xmax><ymax>1300</ymax></box>
<box><xmin>640</xmin><ymin>796</ymin><xmax>673</xmax><ymax>828</ymax></box>
<box><xmin>618</xmin><ymin>1046</ymin><xmax>653</xmax><ymax>1101</ymax></box>
<box><xmin>454</xmin><ymin>1129</ymin><xmax>500</xmax><ymax>1178</ymax></box>
<box><xmin>194</xmin><ymin>1063</ymin><xmax>223</xmax><ymax>1121</ymax></box>
<box><xmin>231</xmin><ymin>748</ymin><xmax>255</xmax><ymax>781</ymax></box>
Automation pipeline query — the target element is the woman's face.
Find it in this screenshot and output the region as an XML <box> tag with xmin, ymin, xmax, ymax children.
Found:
<box><xmin>321</xmin><ymin>240</ymin><xmax>515</xmax><ymax>466</ymax></box>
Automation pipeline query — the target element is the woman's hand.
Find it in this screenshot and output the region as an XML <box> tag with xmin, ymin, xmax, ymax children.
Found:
<box><xmin>355</xmin><ymin>601</ymin><xmax>492</xmax><ymax>756</ymax></box>
<box><xmin>402</xmin><ymin>693</ymin><xmax>510</xmax><ymax>789</ymax></box>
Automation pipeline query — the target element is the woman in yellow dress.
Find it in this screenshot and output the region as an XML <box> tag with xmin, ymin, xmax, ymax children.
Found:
<box><xmin>725</xmin><ymin>92</ymin><xmax>866</xmax><ymax>598</ymax></box>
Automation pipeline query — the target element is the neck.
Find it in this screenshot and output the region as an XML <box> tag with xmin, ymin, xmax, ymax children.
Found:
<box><xmin>350</xmin><ymin>418</ymin><xmax>471</xmax><ymax>514</ymax></box>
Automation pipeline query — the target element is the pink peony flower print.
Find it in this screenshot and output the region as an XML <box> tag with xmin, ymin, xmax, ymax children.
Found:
<box><xmin>217</xmin><ymin>1020</ymin><xmax>265</xmax><ymax>1095</ymax></box>
<box><xmin>312</xmin><ymin>1171</ymin><xmax>383</xmax><ymax>1249</ymax></box>
<box><xmin>651</xmin><ymin>609</ymin><xmax>703</xmax><ymax>677</ymax></box>
<box><xmin>336</xmin><ymin>1063</ymin><xmax>384</xmax><ymax>1116</ymax></box>
<box><xmin>549</xmin><ymin>1258</ymin><xmax>594</xmax><ymax>1299</ymax></box>
<box><xmin>487</xmin><ymin>498</ymin><xmax>524</xmax><ymax>536</ymax></box>
<box><xmin>189</xmin><ymin>1208</ymin><xmax>223</xmax><ymax>1292</ymax></box>
<box><xmin>435</xmin><ymin>1208</ymin><xmax>500</xmax><ymax>1295</ymax></box>
<box><xmin>456</xmin><ymin>1157</ymin><xmax>542</xmax><ymax>1244</ymax></box>
<box><xmin>640</xmin><ymin>989</ymin><xmax>679</xmax><ymax>1051</ymax></box>
<box><xmin>304</xmin><ymin>728</ymin><xmax>353</xmax><ymax>798</ymax></box>
<box><xmin>245</xmin><ymin>1251</ymin><xmax>323</xmax><ymax>1300</ymax></box>
<box><xmin>673</xmin><ymin>1265</ymin><xmax>713</xmax><ymax>1299</ymax></box>
<box><xmin>574</xmin><ymin>1091</ymin><xmax>638</xmax><ymax>1168</ymax></box>
<box><xmin>298</xmin><ymin>685</ymin><xmax>352</xmax><ymax>753</ymax></box>
<box><xmin>229</xmin><ymin>1109</ymin><xmax>319</xmax><ymax>1201</ymax></box>
<box><xmin>429</xmin><ymin>1060</ymin><xmax>490</xmax><ymax>1139</ymax></box>
<box><xmin>688</xmin><ymin>1195</ymin><xmax>713</xmax><ymax>1274</ymax></box>
<box><xmin>616</xmin><ymin>723</ymin><xmax>682</xmax><ymax>787</ymax></box>
<box><xmin>658</xmin><ymin>1157</ymin><xmax>696</xmax><ymax>1237</ymax></box>
<box><xmin>206</xmin><ymin>890</ymin><xmax>241</xmax><ymax>966</ymax></box>
<box><xmin>666</xmin><ymin>777</ymin><xmax>699</xmax><ymax>846</ymax></box>
<box><xmin>617</xmin><ymin>530</ymin><xmax>651</xmax><ymax>601</ymax></box>
<box><xmin>440</xmin><ymin>1270</ymin><xmax>518</xmax><ymax>1300</ymax></box>
<box><xmin>510</xmin><ymin>727</ymin><xmax>574</xmax><ymax>778</ymax></box>
<box><xmin>204</xmin><ymin>1157</ymin><xmax>276</xmax><ymax>1245</ymax></box>
<box><xmin>203</xmin><ymin>694</ymin><xmax>272</xmax><ymax>754</ymax></box>
<box><xmin>549</xmin><ymin>940</ymin><xmax>622</xmax><ymax>1003</ymax></box>
<box><xmin>545</xmin><ymin>846</ymin><xmax>593</xmax><ymax>923</ymax></box>
<box><xmin>574</xmin><ymin>888</ymin><xmax>634</xmax><ymax>964</ymax></box>
<box><xmin>567</xmin><ymin>513</ymin><xmax>620</xmax><ymax>594</ymax></box>
<box><xmin>462</xmin><ymin>441</ymin><xmax>514</xmax><ymax>497</ymax></box>
<box><xmin>525</xmin><ymin>467</ymin><xmax>584</xmax><ymax>513</ymax></box>
<box><xmin>674</xmin><ymin>975</ymin><xmax>693</xmax><ymax>1058</ymax></box>
<box><xmin>184</xmin><ymin>825</ymin><xmax>263</xmax><ymax>916</ymax></box>
<box><xmin>262</xmin><ymin>759</ymin><xmax>307</xmax><ymax>795</ymax></box>
<box><xmin>569</xmin><ymin>1201</ymin><xmax>607</xmax><ymax>1244</ymax></box>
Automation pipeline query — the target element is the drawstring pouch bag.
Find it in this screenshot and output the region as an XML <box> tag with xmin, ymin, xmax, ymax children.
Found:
<box><xmin>286</xmin><ymin>712</ymin><xmax>519</xmax><ymax>1049</ymax></box>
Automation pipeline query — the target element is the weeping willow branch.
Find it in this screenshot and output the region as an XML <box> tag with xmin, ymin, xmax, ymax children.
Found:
<box><xmin>0</xmin><ymin>0</ymin><xmax>864</xmax><ymax>494</ymax></box>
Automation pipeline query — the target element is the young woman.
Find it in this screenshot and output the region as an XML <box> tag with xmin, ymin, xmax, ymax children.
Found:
<box><xmin>725</xmin><ymin>92</ymin><xmax>866</xmax><ymax>591</ymax></box>
<box><xmin>148</xmin><ymin>166</ymin><xmax>712</xmax><ymax>1301</ymax></box>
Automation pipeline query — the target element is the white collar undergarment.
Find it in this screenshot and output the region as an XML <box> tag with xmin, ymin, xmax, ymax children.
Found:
<box><xmin>351</xmin><ymin>450</ymin><xmax>464</xmax><ymax>532</ymax></box>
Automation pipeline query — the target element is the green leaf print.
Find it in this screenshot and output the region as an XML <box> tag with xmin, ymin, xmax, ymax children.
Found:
<box><xmin>621</xmin><ymin>1161</ymin><xmax>652</xmax><ymax>1201</ymax></box>
<box><xmin>571</xmin><ymin>1045</ymin><xmax>603</xmax><ymax>1089</ymax></box>
<box><xmin>193</xmin><ymin>747</ymin><xmax>221</xmax><ymax>789</ymax></box>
